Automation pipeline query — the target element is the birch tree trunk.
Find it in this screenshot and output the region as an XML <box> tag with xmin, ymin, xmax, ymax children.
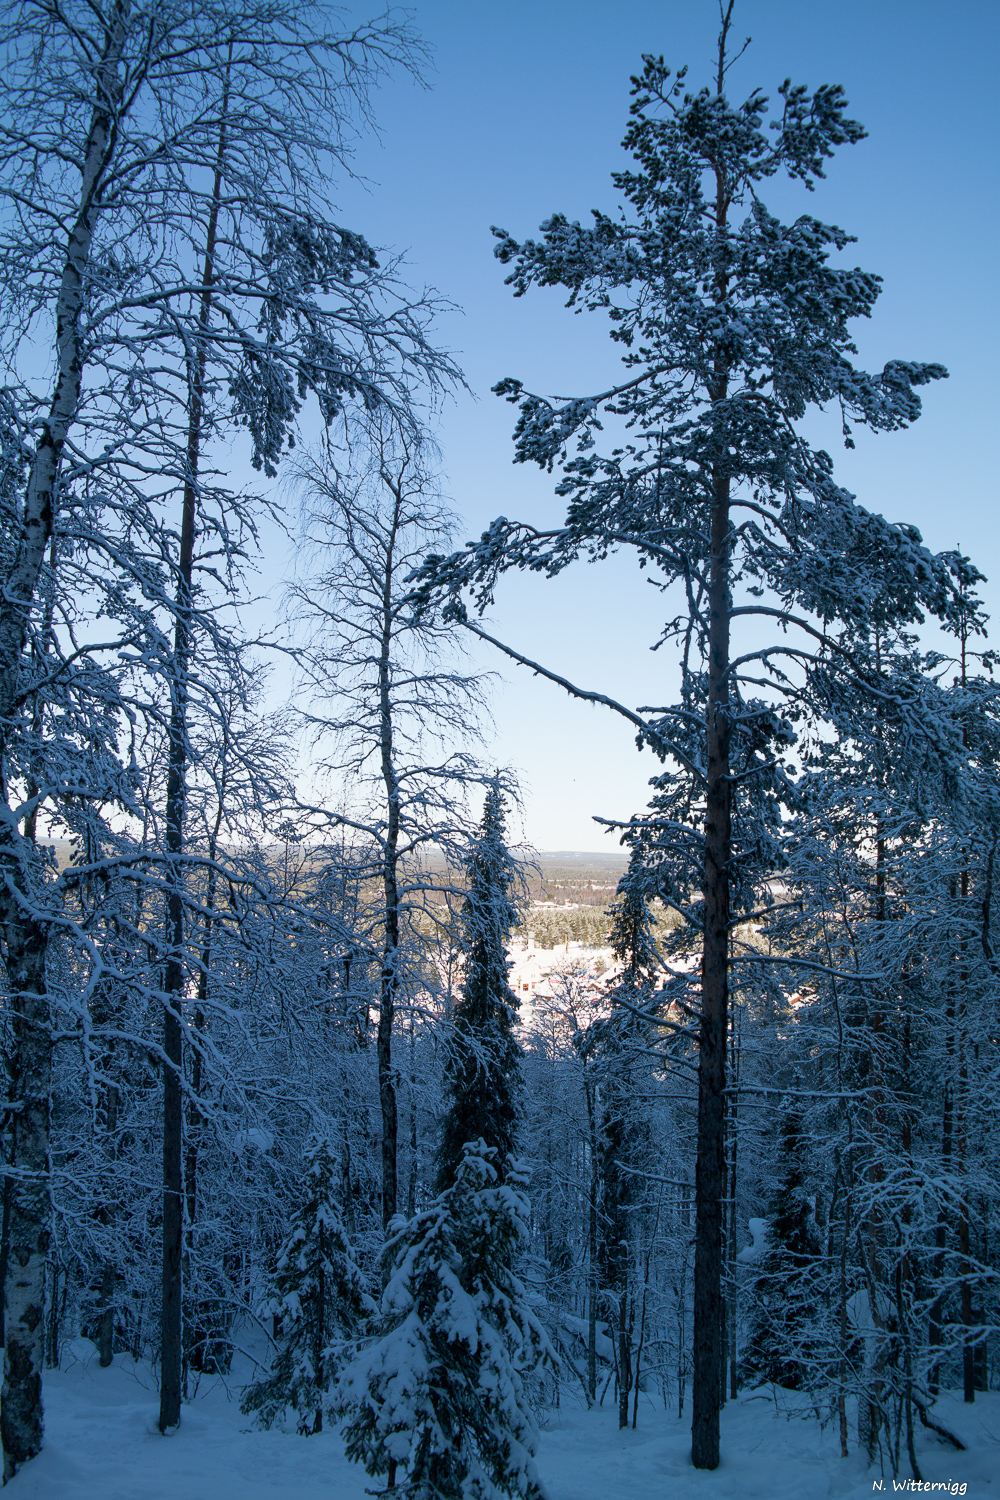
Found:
<box><xmin>0</xmin><ymin>9</ymin><xmax>128</xmax><ymax>1476</ymax></box>
<box><xmin>0</xmin><ymin>1</ymin><xmax>127</xmax><ymax>734</ymax></box>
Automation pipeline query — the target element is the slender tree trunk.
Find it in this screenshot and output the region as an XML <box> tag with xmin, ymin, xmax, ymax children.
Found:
<box><xmin>341</xmin><ymin>1130</ymin><xmax>356</xmax><ymax>1237</ymax></box>
<box><xmin>377</xmin><ymin>778</ymin><xmax>400</xmax><ymax>1235</ymax></box>
<box><xmin>44</xmin><ymin>1257</ymin><xmax>66</xmax><ymax>1369</ymax></box>
<box><xmin>617</xmin><ymin>1257</ymin><xmax>631</xmax><ymax>1430</ymax></box>
<box><xmin>632</xmin><ymin>1281</ymin><xmax>647</xmax><ymax>1430</ymax></box>
<box><xmin>406</xmin><ymin>1021</ymin><xmax>418</xmax><ymax>1219</ymax></box>
<box><xmin>862</xmin><ymin>819</ymin><xmax>889</xmax><ymax>1459</ymax></box>
<box><xmin>312</xmin><ymin>1223</ymin><xmax>325</xmax><ymax>1433</ymax></box>
<box><xmin>582</xmin><ymin>1065</ymin><xmax>599</xmax><ymax>1406</ymax></box>
<box><xmin>633</xmin><ymin>1216</ymin><xmax>657</xmax><ymax>1430</ymax></box>
<box><xmin>587</xmin><ymin>1154</ymin><xmax>599</xmax><ymax>1405</ymax></box>
<box><xmin>377</xmin><ymin>494</ymin><xmax>404</xmax><ymax>1233</ymax></box>
<box><xmin>158</xmin><ymin>84</ymin><xmax>228</xmax><ymax>1434</ymax></box>
<box><xmin>957</xmin><ymin>1113</ymin><xmax>974</xmax><ymax>1403</ymax></box>
<box><xmin>929</xmin><ymin>897</ymin><xmax>956</xmax><ymax>1396</ymax></box>
<box><xmin>899</xmin><ymin>1019</ymin><xmax>920</xmax><ymax>1476</ymax></box>
<box><xmin>838</xmin><ymin>1176</ymin><xmax>852</xmax><ymax>1457</ymax></box>
<box><xmin>97</xmin><ymin>1080</ymin><xmax>119</xmax><ymax>1367</ymax></box>
<box><xmin>956</xmin><ymin>866</ymin><xmax>976</xmax><ymax>1403</ymax></box>
<box><xmin>727</xmin><ymin>1009</ymin><xmax>740</xmax><ymax>1401</ymax></box>
<box><xmin>184</xmin><ymin>792</ymin><xmax>224</xmax><ymax>1378</ymax></box>
<box><xmin>949</xmin><ymin>626</ymin><xmax>977</xmax><ymax>1405</ymax></box>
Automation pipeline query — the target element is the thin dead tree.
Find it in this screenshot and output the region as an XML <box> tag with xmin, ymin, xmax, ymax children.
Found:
<box><xmin>291</xmin><ymin>416</ymin><xmax>493</xmax><ymax>1234</ymax></box>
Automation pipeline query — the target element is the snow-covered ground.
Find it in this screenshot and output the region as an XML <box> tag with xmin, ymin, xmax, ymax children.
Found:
<box><xmin>9</xmin><ymin>1340</ymin><xmax>998</xmax><ymax>1500</ymax></box>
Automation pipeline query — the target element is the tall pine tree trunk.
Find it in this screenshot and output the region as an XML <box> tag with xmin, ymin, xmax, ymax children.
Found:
<box><xmin>692</xmin><ymin>460</ymin><xmax>731</xmax><ymax>1470</ymax></box>
<box><xmin>691</xmin><ymin>23</ymin><xmax>735</xmax><ymax>1458</ymax></box>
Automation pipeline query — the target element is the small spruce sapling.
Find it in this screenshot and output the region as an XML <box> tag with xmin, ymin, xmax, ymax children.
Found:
<box><xmin>339</xmin><ymin>1141</ymin><xmax>550</xmax><ymax>1499</ymax></box>
<box><xmin>242</xmin><ymin>1136</ymin><xmax>374</xmax><ymax>1434</ymax></box>
<box><xmin>436</xmin><ymin>780</ymin><xmax>523</xmax><ymax>1192</ymax></box>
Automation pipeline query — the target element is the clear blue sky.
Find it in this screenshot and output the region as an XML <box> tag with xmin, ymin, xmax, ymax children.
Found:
<box><xmin>295</xmin><ymin>0</ymin><xmax>998</xmax><ymax>850</ymax></box>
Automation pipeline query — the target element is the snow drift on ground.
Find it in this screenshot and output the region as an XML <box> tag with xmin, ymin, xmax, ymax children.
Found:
<box><xmin>8</xmin><ymin>1339</ymin><xmax>998</xmax><ymax>1500</ymax></box>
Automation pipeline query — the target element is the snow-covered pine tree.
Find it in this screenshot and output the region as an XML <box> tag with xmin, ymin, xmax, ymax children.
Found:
<box><xmin>435</xmin><ymin>780</ymin><xmax>523</xmax><ymax>1192</ymax></box>
<box><xmin>241</xmin><ymin>1137</ymin><xmax>374</xmax><ymax>1435</ymax></box>
<box><xmin>740</xmin><ymin>1109</ymin><xmax>827</xmax><ymax>1392</ymax></box>
<box><xmin>339</xmin><ymin>1141</ymin><xmax>550</xmax><ymax>1500</ymax></box>
<box><xmin>607</xmin><ymin>849</ymin><xmax>660</xmax><ymax>992</ymax></box>
<box><xmin>411</xmin><ymin>3</ymin><xmax>971</xmax><ymax>1466</ymax></box>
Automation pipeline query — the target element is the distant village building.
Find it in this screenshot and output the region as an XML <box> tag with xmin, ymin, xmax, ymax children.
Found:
<box><xmin>507</xmin><ymin>937</ymin><xmax>618</xmax><ymax>1025</ymax></box>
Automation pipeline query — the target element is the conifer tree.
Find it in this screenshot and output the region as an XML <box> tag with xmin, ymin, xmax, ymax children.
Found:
<box><xmin>436</xmin><ymin>781</ymin><xmax>523</xmax><ymax>1191</ymax></box>
<box><xmin>339</xmin><ymin>1142</ymin><xmax>549</xmax><ymax>1500</ymax></box>
<box><xmin>741</xmin><ymin>1110</ymin><xmax>827</xmax><ymax>1392</ymax></box>
<box><xmin>241</xmin><ymin>1137</ymin><xmax>374</xmax><ymax>1435</ymax></box>
<box><xmin>608</xmin><ymin>849</ymin><xmax>660</xmax><ymax>991</ymax></box>
<box><xmin>412</xmin><ymin>4</ymin><xmax>967</xmax><ymax>1465</ymax></box>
